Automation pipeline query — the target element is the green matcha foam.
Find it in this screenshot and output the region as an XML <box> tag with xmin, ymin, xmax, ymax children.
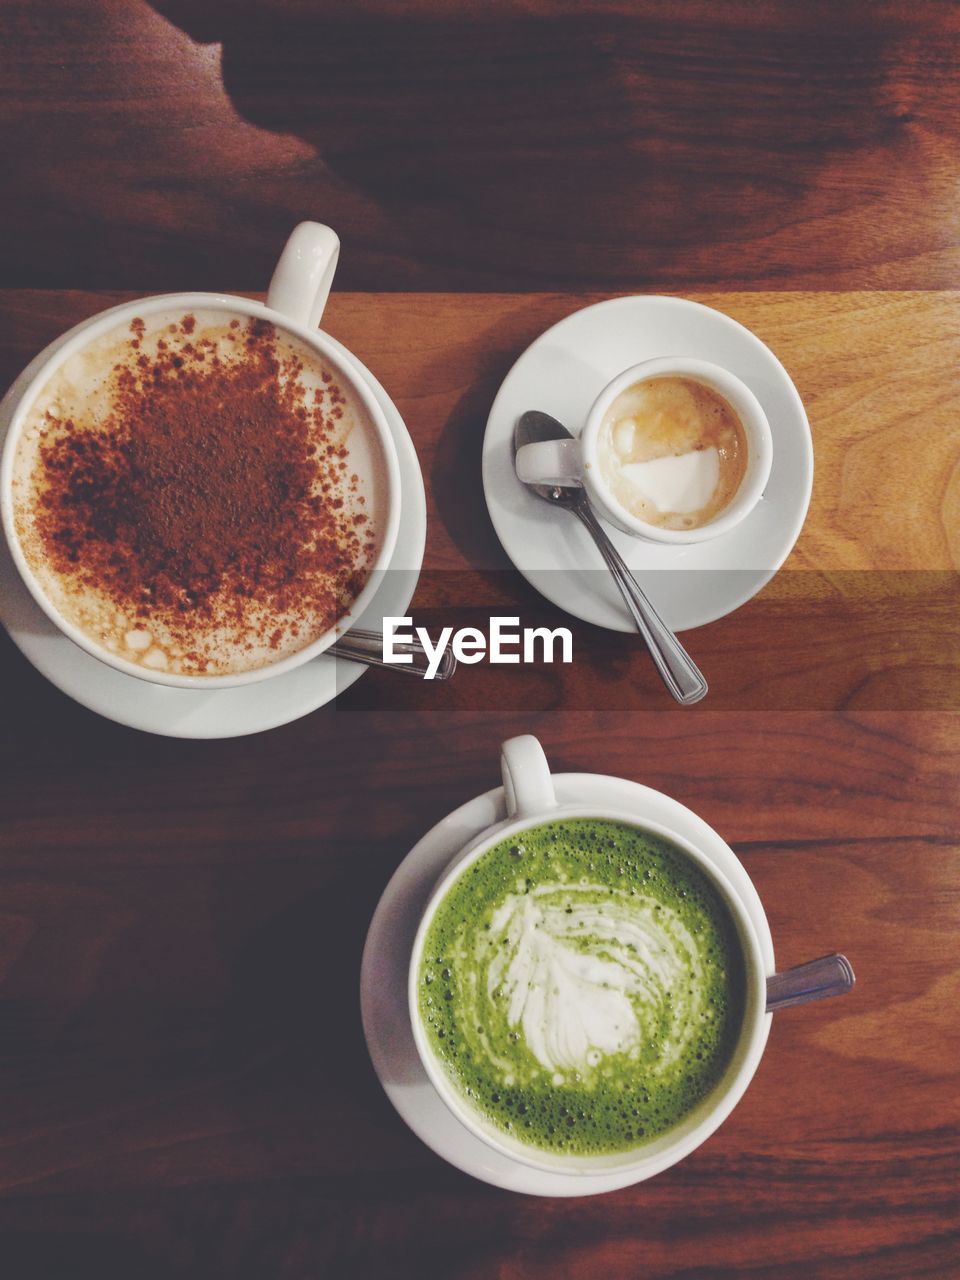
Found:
<box><xmin>418</xmin><ymin>818</ymin><xmax>746</xmax><ymax>1156</ymax></box>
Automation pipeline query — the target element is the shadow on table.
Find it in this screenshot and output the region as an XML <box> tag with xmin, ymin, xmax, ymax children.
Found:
<box><xmin>429</xmin><ymin>364</ymin><xmax>514</xmax><ymax>573</ymax></box>
<box><xmin>212</xmin><ymin>840</ymin><xmax>421</xmax><ymax>1167</ymax></box>
<box><xmin>141</xmin><ymin>0</ymin><xmax>899</xmax><ymax>288</ymax></box>
<box><xmin>0</xmin><ymin>1234</ymin><xmax>171</xmax><ymax>1280</ymax></box>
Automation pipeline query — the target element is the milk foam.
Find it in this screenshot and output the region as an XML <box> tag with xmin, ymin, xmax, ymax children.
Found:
<box><xmin>619</xmin><ymin>450</ymin><xmax>720</xmax><ymax>516</ymax></box>
<box><xmin>485</xmin><ymin>882</ymin><xmax>706</xmax><ymax>1078</ymax></box>
<box><xmin>12</xmin><ymin>308</ymin><xmax>387</xmax><ymax>676</ymax></box>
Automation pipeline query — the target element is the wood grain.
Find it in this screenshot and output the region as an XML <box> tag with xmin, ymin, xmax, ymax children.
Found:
<box><xmin>1</xmin><ymin>290</ymin><xmax>957</xmax><ymax>713</ymax></box>
<box><xmin>0</xmin><ymin>283</ymin><xmax>959</xmax><ymax>1275</ymax></box>
<box><xmin>1</xmin><ymin>2</ymin><xmax>959</xmax><ymax>291</ymax></box>
<box><xmin>0</xmin><ymin>710</ymin><xmax>957</xmax><ymax>1279</ymax></box>
<box><xmin>4</xmin><ymin>289</ymin><xmax>957</xmax><ymax>571</ymax></box>
<box><xmin>3</xmin><ymin>0</ymin><xmax>960</xmax><ymax>1267</ymax></box>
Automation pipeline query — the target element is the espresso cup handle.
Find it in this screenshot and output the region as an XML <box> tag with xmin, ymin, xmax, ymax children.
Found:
<box><xmin>514</xmin><ymin>438</ymin><xmax>584</xmax><ymax>488</ymax></box>
<box><xmin>266</xmin><ymin>222</ymin><xmax>341</xmax><ymax>329</ymax></box>
<box><xmin>501</xmin><ymin>736</ymin><xmax>556</xmax><ymax>820</ymax></box>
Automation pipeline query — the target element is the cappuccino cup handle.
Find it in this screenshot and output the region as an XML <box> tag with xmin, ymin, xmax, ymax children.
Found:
<box><xmin>501</xmin><ymin>736</ymin><xmax>556</xmax><ymax>820</ymax></box>
<box><xmin>266</xmin><ymin>222</ymin><xmax>341</xmax><ymax>330</ymax></box>
<box><xmin>514</xmin><ymin>438</ymin><xmax>584</xmax><ymax>488</ymax></box>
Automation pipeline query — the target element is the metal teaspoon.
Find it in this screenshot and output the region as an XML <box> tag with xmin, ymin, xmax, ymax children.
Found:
<box><xmin>766</xmin><ymin>953</ymin><xmax>855</xmax><ymax>1012</ymax></box>
<box><xmin>514</xmin><ymin>411</ymin><xmax>708</xmax><ymax>705</ymax></box>
<box><xmin>331</xmin><ymin>628</ymin><xmax>457</xmax><ymax>680</ymax></box>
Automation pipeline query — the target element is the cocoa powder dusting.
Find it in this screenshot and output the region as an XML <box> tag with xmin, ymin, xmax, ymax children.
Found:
<box><xmin>31</xmin><ymin>316</ymin><xmax>377</xmax><ymax>673</ymax></box>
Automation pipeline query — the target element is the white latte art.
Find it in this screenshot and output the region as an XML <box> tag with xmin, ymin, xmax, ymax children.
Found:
<box><xmin>480</xmin><ymin>883</ymin><xmax>707</xmax><ymax>1079</ymax></box>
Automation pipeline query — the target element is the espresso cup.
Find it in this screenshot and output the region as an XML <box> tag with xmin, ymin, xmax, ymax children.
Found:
<box><xmin>409</xmin><ymin>735</ymin><xmax>770</xmax><ymax>1179</ymax></box>
<box><xmin>515</xmin><ymin>357</ymin><xmax>773</xmax><ymax>544</ymax></box>
<box><xmin>0</xmin><ymin>223</ymin><xmax>402</xmax><ymax>688</ymax></box>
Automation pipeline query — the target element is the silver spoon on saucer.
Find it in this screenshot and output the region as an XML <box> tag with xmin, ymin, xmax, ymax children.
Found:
<box><xmin>514</xmin><ymin>411</ymin><xmax>708</xmax><ymax>705</ymax></box>
<box><xmin>331</xmin><ymin>628</ymin><xmax>456</xmax><ymax>680</ymax></box>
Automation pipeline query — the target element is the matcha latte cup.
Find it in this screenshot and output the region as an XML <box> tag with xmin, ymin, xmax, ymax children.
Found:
<box><xmin>408</xmin><ymin>736</ymin><xmax>770</xmax><ymax>1179</ymax></box>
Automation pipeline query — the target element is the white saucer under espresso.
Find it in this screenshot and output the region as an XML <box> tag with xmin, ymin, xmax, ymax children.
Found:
<box><xmin>360</xmin><ymin>771</ymin><xmax>774</xmax><ymax>1197</ymax></box>
<box><xmin>0</xmin><ymin>334</ymin><xmax>426</xmax><ymax>739</ymax></box>
<box><xmin>482</xmin><ymin>296</ymin><xmax>813</xmax><ymax>632</ymax></box>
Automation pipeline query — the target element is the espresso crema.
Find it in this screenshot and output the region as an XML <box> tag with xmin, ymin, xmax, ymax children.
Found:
<box><xmin>598</xmin><ymin>376</ymin><xmax>748</xmax><ymax>530</ymax></box>
<box><xmin>11</xmin><ymin>310</ymin><xmax>388</xmax><ymax>676</ymax></box>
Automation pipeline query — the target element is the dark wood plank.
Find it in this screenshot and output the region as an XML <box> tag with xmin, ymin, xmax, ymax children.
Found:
<box><xmin>1</xmin><ymin>1</ymin><xmax>958</xmax><ymax>291</ymax></box>
<box><xmin>0</xmin><ymin>227</ymin><xmax>958</xmax><ymax>1280</ymax></box>
<box><xmin>0</xmin><ymin>709</ymin><xmax>957</xmax><ymax>1277</ymax></box>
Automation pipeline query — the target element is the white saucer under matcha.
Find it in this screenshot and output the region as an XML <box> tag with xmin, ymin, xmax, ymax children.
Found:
<box><xmin>482</xmin><ymin>295</ymin><xmax>814</xmax><ymax>632</ymax></box>
<box><xmin>360</xmin><ymin>770</ymin><xmax>774</xmax><ymax>1197</ymax></box>
<box><xmin>0</xmin><ymin>335</ymin><xmax>426</xmax><ymax>739</ymax></box>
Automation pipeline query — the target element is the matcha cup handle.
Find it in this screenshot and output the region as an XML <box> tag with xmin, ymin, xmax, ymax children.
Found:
<box><xmin>501</xmin><ymin>736</ymin><xmax>557</xmax><ymax>820</ymax></box>
<box><xmin>765</xmin><ymin>954</ymin><xmax>855</xmax><ymax>1012</ymax></box>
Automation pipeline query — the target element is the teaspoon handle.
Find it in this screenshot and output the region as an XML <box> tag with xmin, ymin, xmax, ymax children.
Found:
<box><xmin>765</xmin><ymin>954</ymin><xmax>855</xmax><ymax>1012</ymax></box>
<box><xmin>573</xmin><ymin>500</ymin><xmax>708</xmax><ymax>705</ymax></box>
<box><xmin>330</xmin><ymin>628</ymin><xmax>456</xmax><ymax>680</ymax></box>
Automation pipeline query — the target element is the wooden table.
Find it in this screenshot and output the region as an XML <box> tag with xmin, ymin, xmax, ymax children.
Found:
<box><xmin>1</xmin><ymin>4</ymin><xmax>959</xmax><ymax>1278</ymax></box>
